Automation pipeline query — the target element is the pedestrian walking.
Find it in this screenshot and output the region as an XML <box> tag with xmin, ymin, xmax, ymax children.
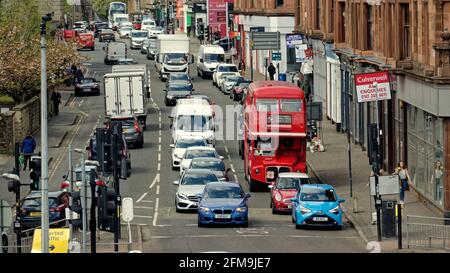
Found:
<box><xmin>239</xmin><ymin>59</ymin><xmax>245</xmax><ymax>75</ymax></box>
<box><xmin>76</xmin><ymin>67</ymin><xmax>84</xmax><ymax>83</ymax></box>
<box><xmin>393</xmin><ymin>161</ymin><xmax>412</xmax><ymax>204</ymax></box>
<box><xmin>187</xmin><ymin>25</ymin><xmax>191</xmax><ymax>37</ymax></box>
<box><xmin>51</xmin><ymin>91</ymin><xmax>62</xmax><ymax>116</ymax></box>
<box><xmin>268</xmin><ymin>63</ymin><xmax>276</xmax><ymax>80</ymax></box>
<box><xmin>21</xmin><ymin>132</ymin><xmax>36</xmax><ymax>171</ymax></box>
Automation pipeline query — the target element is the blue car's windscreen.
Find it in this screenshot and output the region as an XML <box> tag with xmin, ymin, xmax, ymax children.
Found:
<box><xmin>204</xmin><ymin>187</ymin><xmax>244</xmax><ymax>199</ymax></box>
<box><xmin>181</xmin><ymin>174</ymin><xmax>218</xmax><ymax>185</ymax></box>
<box><xmin>300</xmin><ymin>188</ymin><xmax>336</xmax><ymax>202</ymax></box>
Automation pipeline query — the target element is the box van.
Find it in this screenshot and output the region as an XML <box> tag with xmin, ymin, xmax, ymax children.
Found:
<box><xmin>104</xmin><ymin>41</ymin><xmax>127</xmax><ymax>65</ymax></box>
<box><xmin>170</xmin><ymin>104</ymin><xmax>215</xmax><ymax>146</ymax></box>
<box><xmin>197</xmin><ymin>45</ymin><xmax>225</xmax><ymax>78</ymax></box>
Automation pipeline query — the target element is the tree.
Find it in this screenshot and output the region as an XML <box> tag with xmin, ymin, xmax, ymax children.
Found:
<box><xmin>0</xmin><ymin>0</ymin><xmax>83</xmax><ymax>103</ymax></box>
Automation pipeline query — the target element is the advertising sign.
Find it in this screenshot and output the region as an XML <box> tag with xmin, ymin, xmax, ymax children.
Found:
<box><xmin>286</xmin><ymin>34</ymin><xmax>304</xmax><ymax>48</ymax></box>
<box><xmin>295</xmin><ymin>44</ymin><xmax>308</xmax><ymax>63</ymax></box>
<box><xmin>208</xmin><ymin>0</ymin><xmax>233</xmax><ymax>38</ymax></box>
<box><xmin>31</xmin><ymin>228</ymin><xmax>70</xmax><ymax>253</ymax></box>
<box><xmin>355</xmin><ymin>71</ymin><xmax>392</xmax><ymax>103</ymax></box>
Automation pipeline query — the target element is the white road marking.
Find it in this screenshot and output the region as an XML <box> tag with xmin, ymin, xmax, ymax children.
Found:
<box><xmin>156</xmin><ymin>185</ymin><xmax>160</xmax><ymax>195</ymax></box>
<box><xmin>136</xmin><ymin>192</ymin><xmax>148</xmax><ymax>203</ymax></box>
<box><xmin>152</xmin><ymin>198</ymin><xmax>159</xmax><ymax>226</ymax></box>
<box><xmin>158</xmin><ymin>145</ymin><xmax>161</xmax><ymax>152</ymax></box>
<box><xmin>234</xmin><ymin>174</ymin><xmax>239</xmax><ymax>182</ymax></box>
<box><xmin>227</xmin><ymin>155</ymin><xmax>232</xmax><ymax>161</ymax></box>
<box><xmin>78</xmin><ymin>100</ymin><xmax>84</xmax><ymax>107</ymax></box>
<box><xmin>230</xmin><ymin>164</ymin><xmax>235</xmax><ymax>173</ymax></box>
<box><xmin>140</xmin><ymin>200</ymin><xmax>154</xmax><ymax>203</ymax></box>
<box><xmin>134</xmin><ymin>215</ymin><xmax>153</xmax><ymax>219</ymax></box>
<box><xmin>158</xmin><ymin>153</ymin><xmax>161</xmax><ymax>162</ymax></box>
<box><xmin>134</xmin><ymin>206</ymin><xmax>154</xmax><ymax>209</ymax></box>
<box><xmin>149</xmin><ymin>173</ymin><xmax>160</xmax><ymax>189</ymax></box>
<box><xmin>224</xmin><ymin>146</ymin><xmax>229</xmax><ymax>153</ymax></box>
<box><xmin>157</xmin><ymin>163</ymin><xmax>161</xmax><ymax>171</ymax></box>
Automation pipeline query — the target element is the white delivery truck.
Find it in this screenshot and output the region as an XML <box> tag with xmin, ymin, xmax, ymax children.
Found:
<box><xmin>104</xmin><ymin>41</ymin><xmax>127</xmax><ymax>65</ymax></box>
<box><xmin>103</xmin><ymin>72</ymin><xmax>150</xmax><ymax>129</ymax></box>
<box><xmin>155</xmin><ymin>34</ymin><xmax>194</xmax><ymax>81</ymax></box>
<box><xmin>197</xmin><ymin>44</ymin><xmax>225</xmax><ymax>78</ymax></box>
<box><xmin>112</xmin><ymin>64</ymin><xmax>151</xmax><ymax>95</ymax></box>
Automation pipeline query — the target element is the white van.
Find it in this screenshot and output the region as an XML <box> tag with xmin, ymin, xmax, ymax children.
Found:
<box><xmin>197</xmin><ymin>45</ymin><xmax>225</xmax><ymax>78</ymax></box>
<box><xmin>170</xmin><ymin>104</ymin><xmax>215</xmax><ymax>146</ymax></box>
<box><xmin>104</xmin><ymin>41</ymin><xmax>127</xmax><ymax>65</ymax></box>
<box><xmin>141</xmin><ymin>19</ymin><xmax>156</xmax><ymax>31</ymax></box>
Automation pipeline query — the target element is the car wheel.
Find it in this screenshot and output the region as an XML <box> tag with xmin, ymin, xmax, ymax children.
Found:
<box><xmin>295</xmin><ymin>224</ymin><xmax>302</xmax><ymax>229</ymax></box>
<box><xmin>198</xmin><ymin>222</ymin><xmax>205</xmax><ymax>227</ymax></box>
<box><xmin>271</xmin><ymin>202</ymin><xmax>277</xmax><ymax>214</ymax></box>
<box><xmin>335</xmin><ymin>225</ymin><xmax>343</xmax><ymax>231</ymax></box>
<box><xmin>241</xmin><ymin>221</ymin><xmax>248</xmax><ymax>228</ymax></box>
<box><xmin>249</xmin><ymin>179</ymin><xmax>258</xmax><ymax>192</ymax></box>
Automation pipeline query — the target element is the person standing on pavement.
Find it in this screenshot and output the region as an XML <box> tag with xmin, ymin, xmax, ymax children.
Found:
<box><xmin>431</xmin><ymin>160</ymin><xmax>444</xmax><ymax>203</ymax></box>
<box><xmin>187</xmin><ymin>25</ymin><xmax>191</xmax><ymax>37</ymax></box>
<box><xmin>393</xmin><ymin>161</ymin><xmax>412</xmax><ymax>204</ymax></box>
<box><xmin>51</xmin><ymin>91</ymin><xmax>62</xmax><ymax>116</ymax></box>
<box><xmin>21</xmin><ymin>131</ymin><xmax>36</xmax><ymax>171</ymax></box>
<box><xmin>76</xmin><ymin>67</ymin><xmax>84</xmax><ymax>83</ymax></box>
<box><xmin>268</xmin><ymin>63</ymin><xmax>276</xmax><ymax>80</ymax></box>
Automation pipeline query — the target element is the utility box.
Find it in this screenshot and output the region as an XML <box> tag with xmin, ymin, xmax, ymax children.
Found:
<box><xmin>382</xmin><ymin>200</ymin><xmax>397</xmax><ymax>238</ymax></box>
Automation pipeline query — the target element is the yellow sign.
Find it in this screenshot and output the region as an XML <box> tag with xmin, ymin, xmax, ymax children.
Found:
<box><xmin>31</xmin><ymin>228</ymin><xmax>70</xmax><ymax>253</ymax></box>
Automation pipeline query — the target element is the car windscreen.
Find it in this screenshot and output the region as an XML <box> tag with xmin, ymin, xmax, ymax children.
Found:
<box><xmin>170</xmin><ymin>74</ymin><xmax>190</xmax><ymax>81</ymax></box>
<box><xmin>227</xmin><ymin>76</ymin><xmax>243</xmax><ymax>82</ymax></box>
<box><xmin>191</xmin><ymin>160</ymin><xmax>225</xmax><ymax>171</ymax></box>
<box><xmin>101</xmin><ymin>29</ymin><xmax>113</xmax><ymax>33</ymax></box>
<box><xmin>150</xmin><ymin>26</ymin><xmax>163</xmax><ymax>31</ymax></box>
<box><xmin>168</xmin><ymin>84</ymin><xmax>192</xmax><ymax>91</ymax></box>
<box><xmin>218</xmin><ymin>66</ymin><xmax>238</xmax><ymax>72</ymax></box>
<box><xmin>176</xmin><ymin>115</ymin><xmax>212</xmax><ymax>132</ymax></box>
<box><xmin>176</xmin><ymin>139</ymin><xmax>207</xmax><ymax>148</ymax></box>
<box><xmin>164</xmin><ymin>53</ymin><xmax>187</xmax><ymax>64</ymax></box>
<box><xmin>121</xmin><ymin>27</ymin><xmax>133</xmax><ymax>31</ymax></box>
<box><xmin>80</xmin><ymin>78</ymin><xmax>95</xmax><ymax>84</ymax></box>
<box><xmin>204</xmin><ymin>186</ymin><xmax>243</xmax><ymax>199</ymax></box>
<box><xmin>205</xmin><ymin>53</ymin><xmax>224</xmax><ymax>63</ymax></box>
<box><xmin>277</xmin><ymin>177</ymin><xmax>309</xmax><ymax>190</ymax></box>
<box><xmin>181</xmin><ymin>173</ymin><xmax>218</xmax><ymax>185</ymax></box>
<box><xmin>280</xmin><ymin>99</ymin><xmax>302</xmax><ymax>112</ymax></box>
<box><xmin>149</xmin><ymin>40</ymin><xmax>157</xmax><ymax>48</ymax></box>
<box><xmin>300</xmin><ymin>188</ymin><xmax>337</xmax><ymax>202</ymax></box>
<box><xmin>96</xmin><ymin>24</ymin><xmax>108</xmax><ymax>29</ymax></box>
<box><xmin>185</xmin><ymin>149</ymin><xmax>216</xmax><ymax>159</ymax></box>
<box><xmin>132</xmin><ymin>32</ymin><xmax>148</xmax><ymax>38</ymax></box>
<box><xmin>238</xmin><ymin>82</ymin><xmax>251</xmax><ymax>88</ymax></box>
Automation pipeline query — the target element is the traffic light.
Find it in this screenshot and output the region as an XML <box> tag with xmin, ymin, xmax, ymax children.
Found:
<box><xmin>69</xmin><ymin>191</ymin><xmax>83</xmax><ymax>229</ymax></box>
<box><xmin>96</xmin><ymin>128</ymin><xmax>112</xmax><ymax>173</ymax></box>
<box><xmin>29</xmin><ymin>156</ymin><xmax>41</xmax><ymax>190</ymax></box>
<box><xmin>367</xmin><ymin>123</ymin><xmax>383</xmax><ymax>166</ymax></box>
<box><xmin>204</xmin><ymin>25</ymin><xmax>209</xmax><ymax>39</ymax></box>
<box><xmin>97</xmin><ymin>187</ymin><xmax>117</xmax><ymax>233</ymax></box>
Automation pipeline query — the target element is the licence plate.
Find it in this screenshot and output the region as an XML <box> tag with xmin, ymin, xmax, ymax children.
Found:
<box><xmin>84</xmin><ymin>88</ymin><xmax>91</xmax><ymax>91</ymax></box>
<box><xmin>123</xmin><ymin>128</ymin><xmax>130</xmax><ymax>133</ymax></box>
<box><xmin>214</xmin><ymin>214</ymin><xmax>231</xmax><ymax>219</ymax></box>
<box><xmin>30</xmin><ymin>212</ymin><xmax>41</xmax><ymax>217</ymax></box>
<box><xmin>313</xmin><ymin>217</ymin><xmax>328</xmax><ymax>222</ymax></box>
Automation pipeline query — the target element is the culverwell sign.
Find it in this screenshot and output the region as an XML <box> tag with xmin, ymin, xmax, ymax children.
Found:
<box><xmin>355</xmin><ymin>71</ymin><xmax>391</xmax><ymax>103</ymax></box>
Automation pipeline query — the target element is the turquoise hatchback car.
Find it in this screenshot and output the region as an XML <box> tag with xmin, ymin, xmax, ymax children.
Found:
<box><xmin>291</xmin><ymin>184</ymin><xmax>345</xmax><ymax>230</ymax></box>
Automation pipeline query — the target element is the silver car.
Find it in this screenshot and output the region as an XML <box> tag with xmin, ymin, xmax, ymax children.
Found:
<box><xmin>130</xmin><ymin>30</ymin><xmax>149</xmax><ymax>49</ymax></box>
<box><xmin>173</xmin><ymin>169</ymin><xmax>219</xmax><ymax>212</ymax></box>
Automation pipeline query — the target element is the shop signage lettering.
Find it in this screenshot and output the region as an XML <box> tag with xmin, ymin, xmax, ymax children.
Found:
<box><xmin>355</xmin><ymin>71</ymin><xmax>391</xmax><ymax>103</ymax></box>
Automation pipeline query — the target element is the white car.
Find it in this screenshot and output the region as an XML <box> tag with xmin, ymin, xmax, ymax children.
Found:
<box><xmin>179</xmin><ymin>146</ymin><xmax>223</xmax><ymax>176</ymax></box>
<box><xmin>130</xmin><ymin>30</ymin><xmax>149</xmax><ymax>49</ymax></box>
<box><xmin>170</xmin><ymin>136</ymin><xmax>208</xmax><ymax>169</ymax></box>
<box><xmin>217</xmin><ymin>72</ymin><xmax>238</xmax><ymax>91</ymax></box>
<box><xmin>141</xmin><ymin>19</ymin><xmax>156</xmax><ymax>31</ymax></box>
<box><xmin>212</xmin><ymin>64</ymin><xmax>240</xmax><ymax>87</ymax></box>
<box><xmin>147</xmin><ymin>26</ymin><xmax>164</xmax><ymax>38</ymax></box>
<box><xmin>173</xmin><ymin>169</ymin><xmax>219</xmax><ymax>212</ymax></box>
<box><xmin>118</xmin><ymin>26</ymin><xmax>133</xmax><ymax>38</ymax></box>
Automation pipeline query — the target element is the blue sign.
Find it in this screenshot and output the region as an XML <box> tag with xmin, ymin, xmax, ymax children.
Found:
<box><xmin>250</xmin><ymin>27</ymin><xmax>265</xmax><ymax>32</ymax></box>
<box><xmin>272</xmin><ymin>52</ymin><xmax>281</xmax><ymax>61</ymax></box>
<box><xmin>286</xmin><ymin>34</ymin><xmax>304</xmax><ymax>49</ymax></box>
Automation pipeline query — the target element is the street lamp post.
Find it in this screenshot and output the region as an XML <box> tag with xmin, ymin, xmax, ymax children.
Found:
<box><xmin>1</xmin><ymin>173</ymin><xmax>22</xmax><ymax>253</ymax></box>
<box><xmin>373</xmin><ymin>81</ymin><xmax>382</xmax><ymax>242</ymax></box>
<box><xmin>40</xmin><ymin>12</ymin><xmax>52</xmax><ymax>254</ymax></box>
<box><xmin>74</xmin><ymin>149</ymin><xmax>87</xmax><ymax>253</ymax></box>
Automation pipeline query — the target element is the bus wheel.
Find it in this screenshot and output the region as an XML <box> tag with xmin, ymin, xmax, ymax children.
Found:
<box><xmin>249</xmin><ymin>179</ymin><xmax>258</xmax><ymax>192</ymax></box>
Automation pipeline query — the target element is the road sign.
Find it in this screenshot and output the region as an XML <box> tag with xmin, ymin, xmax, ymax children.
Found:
<box><xmin>250</xmin><ymin>32</ymin><xmax>280</xmax><ymax>50</ymax></box>
<box><xmin>121</xmin><ymin>197</ymin><xmax>134</xmax><ymax>222</ymax></box>
<box><xmin>370</xmin><ymin>175</ymin><xmax>400</xmax><ymax>196</ymax></box>
<box><xmin>355</xmin><ymin>71</ymin><xmax>391</xmax><ymax>103</ymax></box>
<box><xmin>31</xmin><ymin>228</ymin><xmax>70</xmax><ymax>253</ymax></box>
<box><xmin>0</xmin><ymin>200</ymin><xmax>12</xmax><ymax>232</ymax></box>
<box><xmin>250</xmin><ymin>27</ymin><xmax>265</xmax><ymax>32</ymax></box>
<box><xmin>272</xmin><ymin>52</ymin><xmax>281</xmax><ymax>61</ymax></box>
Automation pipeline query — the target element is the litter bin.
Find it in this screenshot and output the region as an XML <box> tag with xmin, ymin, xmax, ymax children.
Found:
<box><xmin>278</xmin><ymin>73</ymin><xmax>286</xmax><ymax>81</ymax></box>
<box><xmin>381</xmin><ymin>200</ymin><xmax>397</xmax><ymax>238</ymax></box>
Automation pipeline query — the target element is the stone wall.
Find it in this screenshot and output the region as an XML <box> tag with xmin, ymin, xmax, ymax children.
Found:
<box><xmin>12</xmin><ymin>97</ymin><xmax>40</xmax><ymax>144</ymax></box>
<box><xmin>0</xmin><ymin>111</ymin><xmax>16</xmax><ymax>154</ymax></box>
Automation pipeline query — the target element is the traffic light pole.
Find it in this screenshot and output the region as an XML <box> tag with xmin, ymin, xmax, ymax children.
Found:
<box><xmin>80</xmin><ymin>152</ymin><xmax>87</xmax><ymax>253</ymax></box>
<box><xmin>15</xmin><ymin>183</ymin><xmax>21</xmax><ymax>254</ymax></box>
<box><xmin>373</xmin><ymin>82</ymin><xmax>382</xmax><ymax>242</ymax></box>
<box><xmin>89</xmin><ymin>169</ymin><xmax>96</xmax><ymax>254</ymax></box>
<box><xmin>112</xmin><ymin>131</ymin><xmax>120</xmax><ymax>252</ymax></box>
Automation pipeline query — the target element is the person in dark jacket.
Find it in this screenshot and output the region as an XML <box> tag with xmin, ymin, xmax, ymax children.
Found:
<box><xmin>21</xmin><ymin>132</ymin><xmax>36</xmax><ymax>170</ymax></box>
<box><xmin>51</xmin><ymin>91</ymin><xmax>62</xmax><ymax>116</ymax></box>
<box><xmin>76</xmin><ymin>68</ymin><xmax>84</xmax><ymax>83</ymax></box>
<box><xmin>268</xmin><ymin>63</ymin><xmax>276</xmax><ymax>80</ymax></box>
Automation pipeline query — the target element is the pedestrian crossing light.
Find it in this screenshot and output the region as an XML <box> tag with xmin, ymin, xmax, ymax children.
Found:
<box><xmin>97</xmin><ymin>186</ymin><xmax>117</xmax><ymax>233</ymax></box>
<box><xmin>69</xmin><ymin>191</ymin><xmax>83</xmax><ymax>229</ymax></box>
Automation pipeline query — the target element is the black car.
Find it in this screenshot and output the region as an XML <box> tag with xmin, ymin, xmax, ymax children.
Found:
<box><xmin>94</xmin><ymin>22</ymin><xmax>109</xmax><ymax>38</ymax></box>
<box><xmin>166</xmin><ymin>73</ymin><xmax>193</xmax><ymax>89</ymax></box>
<box><xmin>230</xmin><ymin>80</ymin><xmax>252</xmax><ymax>101</ymax></box>
<box><xmin>107</xmin><ymin>115</ymin><xmax>144</xmax><ymax>148</ymax></box>
<box><xmin>99</xmin><ymin>29</ymin><xmax>115</xmax><ymax>42</ymax></box>
<box><xmin>87</xmin><ymin>132</ymin><xmax>131</xmax><ymax>176</ymax></box>
<box><xmin>74</xmin><ymin>77</ymin><xmax>100</xmax><ymax>96</ymax></box>
<box><xmin>164</xmin><ymin>83</ymin><xmax>195</xmax><ymax>106</ymax></box>
<box><xmin>19</xmin><ymin>191</ymin><xmax>69</xmax><ymax>231</ymax></box>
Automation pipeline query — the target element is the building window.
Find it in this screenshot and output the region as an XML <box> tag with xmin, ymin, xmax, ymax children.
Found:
<box><xmin>400</xmin><ymin>4</ymin><xmax>411</xmax><ymax>59</ymax></box>
<box><xmin>366</xmin><ymin>4</ymin><xmax>373</xmax><ymax>50</ymax></box>
<box><xmin>316</xmin><ymin>0</ymin><xmax>321</xmax><ymax>29</ymax></box>
<box><xmin>330</xmin><ymin>0</ymin><xmax>334</xmax><ymax>33</ymax></box>
<box><xmin>423</xmin><ymin>1</ymin><xmax>429</xmax><ymax>64</ymax></box>
<box><xmin>338</xmin><ymin>2</ymin><xmax>346</xmax><ymax>43</ymax></box>
<box><xmin>407</xmin><ymin>105</ymin><xmax>444</xmax><ymax>207</ymax></box>
<box><xmin>276</xmin><ymin>0</ymin><xmax>284</xmax><ymax>8</ymax></box>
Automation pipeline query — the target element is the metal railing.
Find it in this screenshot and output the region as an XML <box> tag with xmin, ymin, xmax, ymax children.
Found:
<box><xmin>406</xmin><ymin>215</ymin><xmax>450</xmax><ymax>250</ymax></box>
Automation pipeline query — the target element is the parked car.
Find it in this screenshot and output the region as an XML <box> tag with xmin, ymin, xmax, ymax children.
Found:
<box><xmin>188</xmin><ymin>157</ymin><xmax>231</xmax><ymax>181</ymax></box>
<box><xmin>173</xmin><ymin>169</ymin><xmax>220</xmax><ymax>212</ymax></box>
<box><xmin>220</xmin><ymin>75</ymin><xmax>244</xmax><ymax>94</ymax></box>
<box><xmin>212</xmin><ymin>64</ymin><xmax>239</xmax><ymax>87</ymax></box>
<box><xmin>118</xmin><ymin>26</ymin><xmax>133</xmax><ymax>38</ymax></box>
<box><xmin>291</xmin><ymin>184</ymin><xmax>345</xmax><ymax>230</ymax></box>
<box><xmin>74</xmin><ymin>77</ymin><xmax>100</xmax><ymax>96</ymax></box>
<box><xmin>94</xmin><ymin>22</ymin><xmax>109</xmax><ymax>38</ymax></box>
<box><xmin>170</xmin><ymin>136</ymin><xmax>208</xmax><ymax>170</ymax></box>
<box><xmin>166</xmin><ymin>73</ymin><xmax>193</xmax><ymax>89</ymax></box>
<box><xmin>107</xmin><ymin>115</ymin><xmax>144</xmax><ymax>148</ymax></box>
<box><xmin>19</xmin><ymin>191</ymin><xmax>69</xmax><ymax>231</ymax></box>
<box><xmin>198</xmin><ymin>182</ymin><xmax>251</xmax><ymax>227</ymax></box>
<box><xmin>179</xmin><ymin>146</ymin><xmax>223</xmax><ymax>176</ymax></box>
<box><xmin>130</xmin><ymin>30</ymin><xmax>149</xmax><ymax>49</ymax></box>
<box><xmin>268</xmin><ymin>172</ymin><xmax>311</xmax><ymax>214</ymax></box>
<box><xmin>230</xmin><ymin>80</ymin><xmax>252</xmax><ymax>101</ymax></box>
<box><xmin>132</xmin><ymin>21</ymin><xmax>142</xmax><ymax>30</ymax></box>
<box><xmin>164</xmin><ymin>82</ymin><xmax>195</xmax><ymax>106</ymax></box>
<box><xmin>99</xmin><ymin>29</ymin><xmax>115</xmax><ymax>42</ymax></box>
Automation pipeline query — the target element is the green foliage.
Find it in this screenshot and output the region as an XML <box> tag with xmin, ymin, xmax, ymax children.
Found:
<box><xmin>0</xmin><ymin>0</ymin><xmax>41</xmax><ymax>38</ymax></box>
<box><xmin>93</xmin><ymin>0</ymin><xmax>129</xmax><ymax>19</ymax></box>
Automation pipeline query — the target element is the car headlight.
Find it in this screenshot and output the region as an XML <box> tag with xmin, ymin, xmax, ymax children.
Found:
<box><xmin>255</xmin><ymin>168</ymin><xmax>260</xmax><ymax>174</ymax></box>
<box><xmin>177</xmin><ymin>192</ymin><xmax>188</xmax><ymax>200</ymax></box>
<box><xmin>174</xmin><ymin>154</ymin><xmax>182</xmax><ymax>159</ymax></box>
<box><xmin>199</xmin><ymin>207</ymin><xmax>210</xmax><ymax>212</ymax></box>
<box><xmin>236</xmin><ymin>207</ymin><xmax>247</xmax><ymax>212</ymax></box>
<box><xmin>275</xmin><ymin>193</ymin><xmax>282</xmax><ymax>202</ymax></box>
<box><xmin>329</xmin><ymin>206</ymin><xmax>340</xmax><ymax>215</ymax></box>
<box><xmin>300</xmin><ymin>205</ymin><xmax>311</xmax><ymax>215</ymax></box>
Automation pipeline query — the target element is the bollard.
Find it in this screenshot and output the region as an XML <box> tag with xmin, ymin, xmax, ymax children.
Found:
<box><xmin>353</xmin><ymin>195</ymin><xmax>359</xmax><ymax>213</ymax></box>
<box><xmin>397</xmin><ymin>203</ymin><xmax>402</xmax><ymax>249</ymax></box>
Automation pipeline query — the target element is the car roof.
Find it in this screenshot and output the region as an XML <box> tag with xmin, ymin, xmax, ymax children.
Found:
<box><xmin>218</xmin><ymin>64</ymin><xmax>237</xmax><ymax>67</ymax></box>
<box><xmin>184</xmin><ymin>168</ymin><xmax>215</xmax><ymax>175</ymax></box>
<box><xmin>25</xmin><ymin>191</ymin><xmax>62</xmax><ymax>199</ymax></box>
<box><xmin>205</xmin><ymin>182</ymin><xmax>241</xmax><ymax>188</ymax></box>
<box><xmin>176</xmin><ymin>135</ymin><xmax>206</xmax><ymax>141</ymax></box>
<box><xmin>301</xmin><ymin>184</ymin><xmax>333</xmax><ymax>190</ymax></box>
<box><xmin>278</xmin><ymin>172</ymin><xmax>310</xmax><ymax>179</ymax></box>
<box><xmin>186</xmin><ymin>146</ymin><xmax>216</xmax><ymax>151</ymax></box>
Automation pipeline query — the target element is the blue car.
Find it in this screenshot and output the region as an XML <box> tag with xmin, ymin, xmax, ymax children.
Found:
<box><xmin>198</xmin><ymin>182</ymin><xmax>251</xmax><ymax>227</ymax></box>
<box><xmin>291</xmin><ymin>184</ymin><xmax>345</xmax><ymax>230</ymax></box>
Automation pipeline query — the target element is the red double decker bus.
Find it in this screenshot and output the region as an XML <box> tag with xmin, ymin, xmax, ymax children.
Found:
<box><xmin>240</xmin><ymin>81</ymin><xmax>307</xmax><ymax>191</ymax></box>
